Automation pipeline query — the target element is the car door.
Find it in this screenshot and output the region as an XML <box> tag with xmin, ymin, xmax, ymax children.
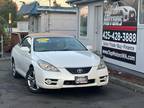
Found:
<box><xmin>15</xmin><ymin>37</ymin><xmax>32</xmax><ymax>77</ymax></box>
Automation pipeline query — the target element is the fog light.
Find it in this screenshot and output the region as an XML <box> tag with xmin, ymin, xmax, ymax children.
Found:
<box><xmin>45</xmin><ymin>79</ymin><xmax>52</xmax><ymax>85</ymax></box>
<box><xmin>100</xmin><ymin>75</ymin><xmax>108</xmax><ymax>82</ymax></box>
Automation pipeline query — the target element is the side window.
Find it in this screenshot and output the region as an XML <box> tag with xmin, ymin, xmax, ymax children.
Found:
<box><xmin>20</xmin><ymin>37</ymin><xmax>31</xmax><ymax>49</ymax></box>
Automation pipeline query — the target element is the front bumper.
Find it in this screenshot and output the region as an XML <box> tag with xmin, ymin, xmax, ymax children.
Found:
<box><xmin>34</xmin><ymin>66</ymin><xmax>109</xmax><ymax>89</ymax></box>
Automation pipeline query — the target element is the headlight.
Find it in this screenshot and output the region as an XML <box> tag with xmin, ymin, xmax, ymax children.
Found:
<box><xmin>97</xmin><ymin>59</ymin><xmax>106</xmax><ymax>70</ymax></box>
<box><xmin>37</xmin><ymin>60</ymin><xmax>60</xmax><ymax>72</ymax></box>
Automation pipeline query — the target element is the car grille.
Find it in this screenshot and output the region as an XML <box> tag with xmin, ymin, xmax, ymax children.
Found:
<box><xmin>66</xmin><ymin>67</ymin><xmax>92</xmax><ymax>74</ymax></box>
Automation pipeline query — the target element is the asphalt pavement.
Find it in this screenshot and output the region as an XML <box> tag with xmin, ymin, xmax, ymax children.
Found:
<box><xmin>0</xmin><ymin>60</ymin><xmax>144</xmax><ymax>108</ymax></box>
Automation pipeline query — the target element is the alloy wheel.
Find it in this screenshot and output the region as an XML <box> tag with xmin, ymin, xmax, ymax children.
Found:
<box><xmin>27</xmin><ymin>70</ymin><xmax>40</xmax><ymax>92</ymax></box>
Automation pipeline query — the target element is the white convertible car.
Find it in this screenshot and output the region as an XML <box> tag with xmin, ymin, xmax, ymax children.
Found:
<box><xmin>11</xmin><ymin>33</ymin><xmax>109</xmax><ymax>93</ymax></box>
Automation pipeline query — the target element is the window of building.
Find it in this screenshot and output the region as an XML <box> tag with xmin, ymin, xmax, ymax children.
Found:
<box><xmin>139</xmin><ymin>0</ymin><xmax>144</xmax><ymax>24</ymax></box>
<box><xmin>80</xmin><ymin>6</ymin><xmax>88</xmax><ymax>37</ymax></box>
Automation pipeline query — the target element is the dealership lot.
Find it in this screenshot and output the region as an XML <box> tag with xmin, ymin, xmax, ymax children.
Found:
<box><xmin>0</xmin><ymin>60</ymin><xmax>144</xmax><ymax>108</ymax></box>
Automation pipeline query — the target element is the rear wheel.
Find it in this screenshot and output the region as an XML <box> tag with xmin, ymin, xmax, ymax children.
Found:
<box><xmin>26</xmin><ymin>67</ymin><xmax>42</xmax><ymax>93</ymax></box>
<box><xmin>11</xmin><ymin>60</ymin><xmax>20</xmax><ymax>78</ymax></box>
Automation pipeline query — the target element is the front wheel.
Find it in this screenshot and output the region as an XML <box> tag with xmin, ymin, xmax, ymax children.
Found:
<box><xmin>26</xmin><ymin>68</ymin><xmax>42</xmax><ymax>93</ymax></box>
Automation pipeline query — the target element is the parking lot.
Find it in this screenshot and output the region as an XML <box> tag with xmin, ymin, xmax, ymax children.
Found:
<box><xmin>0</xmin><ymin>60</ymin><xmax>144</xmax><ymax>108</ymax></box>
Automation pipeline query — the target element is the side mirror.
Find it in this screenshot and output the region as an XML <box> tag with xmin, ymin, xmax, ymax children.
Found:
<box><xmin>86</xmin><ymin>45</ymin><xmax>93</xmax><ymax>51</ymax></box>
<box><xmin>21</xmin><ymin>47</ymin><xmax>30</xmax><ymax>52</ymax></box>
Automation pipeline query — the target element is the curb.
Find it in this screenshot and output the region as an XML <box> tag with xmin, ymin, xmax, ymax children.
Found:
<box><xmin>0</xmin><ymin>57</ymin><xmax>11</xmax><ymax>61</ymax></box>
<box><xmin>110</xmin><ymin>76</ymin><xmax>144</xmax><ymax>93</ymax></box>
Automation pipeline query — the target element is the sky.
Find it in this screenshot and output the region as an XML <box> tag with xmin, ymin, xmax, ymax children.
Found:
<box><xmin>13</xmin><ymin>0</ymin><xmax>70</xmax><ymax>9</ymax></box>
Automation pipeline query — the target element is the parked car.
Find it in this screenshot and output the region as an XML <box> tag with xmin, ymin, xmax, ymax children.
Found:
<box><xmin>11</xmin><ymin>33</ymin><xmax>109</xmax><ymax>93</ymax></box>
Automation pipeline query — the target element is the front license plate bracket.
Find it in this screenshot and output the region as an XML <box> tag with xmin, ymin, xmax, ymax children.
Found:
<box><xmin>75</xmin><ymin>76</ymin><xmax>88</xmax><ymax>84</ymax></box>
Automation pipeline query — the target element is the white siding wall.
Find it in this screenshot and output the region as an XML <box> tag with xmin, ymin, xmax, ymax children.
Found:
<box><xmin>33</xmin><ymin>17</ymin><xmax>38</xmax><ymax>33</ymax></box>
<box><xmin>17</xmin><ymin>21</ymin><xmax>28</xmax><ymax>32</ymax></box>
<box><xmin>50</xmin><ymin>13</ymin><xmax>77</xmax><ymax>35</ymax></box>
<box><xmin>29</xmin><ymin>17</ymin><xmax>33</xmax><ymax>33</ymax></box>
<box><xmin>29</xmin><ymin>16</ymin><xmax>39</xmax><ymax>33</ymax></box>
<box><xmin>35</xmin><ymin>13</ymin><xmax>77</xmax><ymax>35</ymax></box>
<box><xmin>39</xmin><ymin>13</ymin><xmax>47</xmax><ymax>32</ymax></box>
<box><xmin>38</xmin><ymin>16</ymin><xmax>41</xmax><ymax>32</ymax></box>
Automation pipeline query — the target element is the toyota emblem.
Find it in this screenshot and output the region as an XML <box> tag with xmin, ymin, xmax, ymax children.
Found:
<box><xmin>77</xmin><ymin>69</ymin><xmax>83</xmax><ymax>74</ymax></box>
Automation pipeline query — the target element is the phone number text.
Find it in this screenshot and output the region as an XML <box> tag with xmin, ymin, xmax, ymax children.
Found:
<box><xmin>103</xmin><ymin>31</ymin><xmax>137</xmax><ymax>44</ymax></box>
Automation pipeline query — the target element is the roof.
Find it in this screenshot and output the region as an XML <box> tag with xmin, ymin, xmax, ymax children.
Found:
<box><xmin>66</xmin><ymin>0</ymin><xmax>103</xmax><ymax>4</ymax></box>
<box><xmin>18</xmin><ymin>2</ymin><xmax>76</xmax><ymax>16</ymax></box>
<box><xmin>66</xmin><ymin>0</ymin><xmax>82</xmax><ymax>3</ymax></box>
<box><xmin>37</xmin><ymin>7</ymin><xmax>76</xmax><ymax>14</ymax></box>
<box><xmin>18</xmin><ymin>1</ymin><xmax>40</xmax><ymax>15</ymax></box>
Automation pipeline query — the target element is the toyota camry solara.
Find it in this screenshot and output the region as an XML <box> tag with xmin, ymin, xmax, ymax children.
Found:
<box><xmin>11</xmin><ymin>33</ymin><xmax>109</xmax><ymax>93</ymax></box>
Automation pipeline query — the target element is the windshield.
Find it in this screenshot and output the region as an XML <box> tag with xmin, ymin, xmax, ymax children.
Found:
<box><xmin>33</xmin><ymin>37</ymin><xmax>87</xmax><ymax>52</ymax></box>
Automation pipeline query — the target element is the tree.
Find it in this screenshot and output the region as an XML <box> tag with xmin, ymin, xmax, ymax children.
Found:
<box><xmin>0</xmin><ymin>0</ymin><xmax>18</xmax><ymax>45</ymax></box>
<box><xmin>0</xmin><ymin>0</ymin><xmax>5</xmax><ymax>7</ymax></box>
<box><xmin>0</xmin><ymin>0</ymin><xmax>18</xmax><ymax>27</ymax></box>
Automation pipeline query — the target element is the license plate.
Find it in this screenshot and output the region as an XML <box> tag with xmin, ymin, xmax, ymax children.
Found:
<box><xmin>75</xmin><ymin>76</ymin><xmax>88</xmax><ymax>84</ymax></box>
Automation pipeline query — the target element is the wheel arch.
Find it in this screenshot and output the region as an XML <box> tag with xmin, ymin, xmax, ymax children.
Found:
<box><xmin>26</xmin><ymin>64</ymin><xmax>34</xmax><ymax>78</ymax></box>
<box><xmin>11</xmin><ymin>57</ymin><xmax>14</xmax><ymax>62</ymax></box>
<box><xmin>29</xmin><ymin>64</ymin><xmax>34</xmax><ymax>70</ymax></box>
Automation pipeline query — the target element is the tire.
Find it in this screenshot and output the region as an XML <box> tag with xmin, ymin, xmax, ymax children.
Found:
<box><xmin>11</xmin><ymin>60</ymin><xmax>20</xmax><ymax>78</ymax></box>
<box><xmin>26</xmin><ymin>67</ymin><xmax>42</xmax><ymax>93</ymax></box>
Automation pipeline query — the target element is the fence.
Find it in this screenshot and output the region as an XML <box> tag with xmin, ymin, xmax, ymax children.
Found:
<box><xmin>0</xmin><ymin>35</ymin><xmax>3</xmax><ymax>58</ymax></box>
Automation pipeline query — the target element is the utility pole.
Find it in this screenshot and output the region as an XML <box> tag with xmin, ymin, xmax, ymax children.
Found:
<box><xmin>8</xmin><ymin>0</ymin><xmax>12</xmax><ymax>35</ymax></box>
<box><xmin>0</xmin><ymin>16</ymin><xmax>8</xmax><ymax>58</ymax></box>
<box><xmin>8</xmin><ymin>13</ymin><xmax>12</xmax><ymax>33</ymax></box>
<box><xmin>0</xmin><ymin>35</ymin><xmax>3</xmax><ymax>58</ymax></box>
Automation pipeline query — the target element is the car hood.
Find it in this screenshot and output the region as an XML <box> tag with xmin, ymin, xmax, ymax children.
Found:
<box><xmin>34</xmin><ymin>51</ymin><xmax>100</xmax><ymax>68</ymax></box>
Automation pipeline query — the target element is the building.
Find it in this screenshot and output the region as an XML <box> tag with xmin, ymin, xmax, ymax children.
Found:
<box><xmin>67</xmin><ymin>0</ymin><xmax>144</xmax><ymax>75</ymax></box>
<box><xmin>18</xmin><ymin>1</ymin><xmax>77</xmax><ymax>35</ymax></box>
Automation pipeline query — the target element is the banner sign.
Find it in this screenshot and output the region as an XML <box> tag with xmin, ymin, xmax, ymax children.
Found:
<box><xmin>102</xmin><ymin>0</ymin><xmax>138</xmax><ymax>64</ymax></box>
